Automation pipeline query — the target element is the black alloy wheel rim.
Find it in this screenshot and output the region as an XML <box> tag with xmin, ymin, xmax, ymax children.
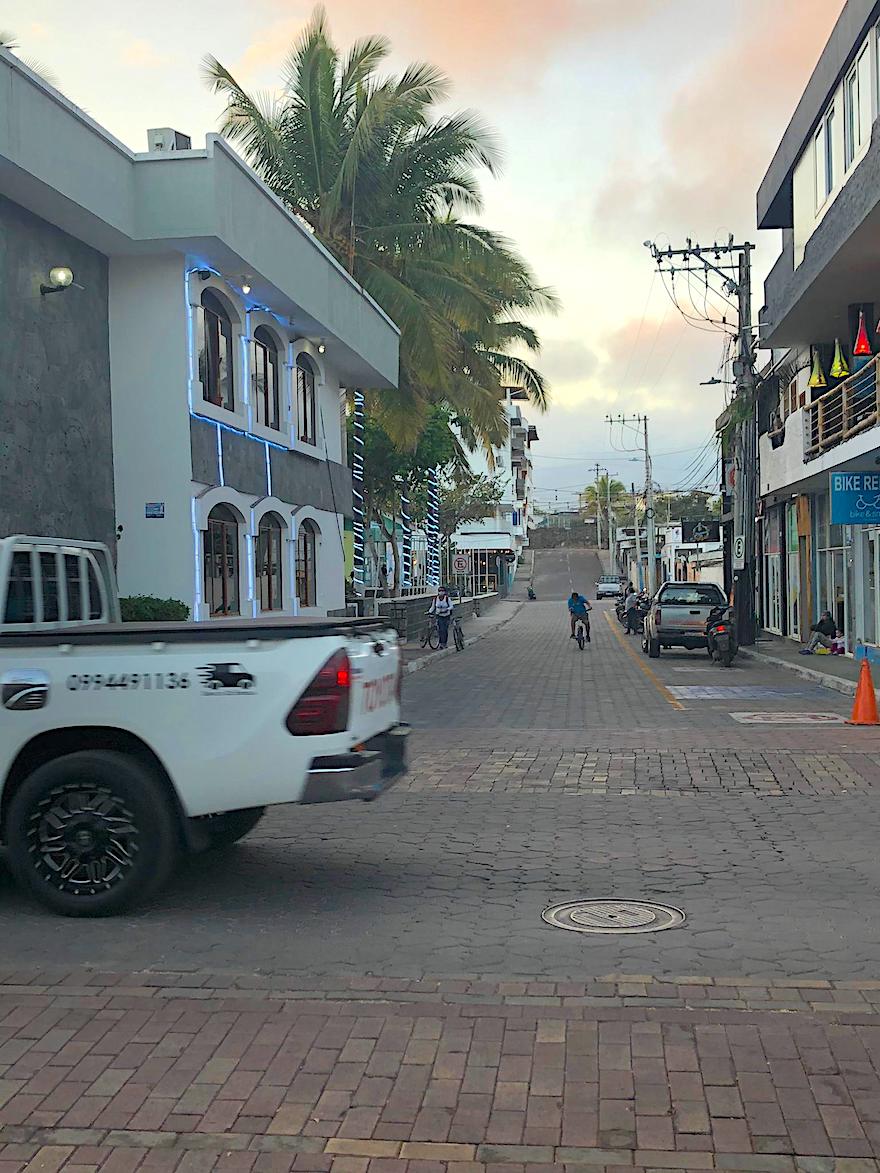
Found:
<box><xmin>26</xmin><ymin>784</ymin><xmax>140</xmax><ymax>896</ymax></box>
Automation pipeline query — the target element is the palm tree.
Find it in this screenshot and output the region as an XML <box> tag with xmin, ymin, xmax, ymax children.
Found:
<box><xmin>204</xmin><ymin>6</ymin><xmax>554</xmax><ymax>451</ymax></box>
<box><xmin>580</xmin><ymin>475</ymin><xmax>627</xmax><ymax>545</ymax></box>
<box><xmin>1</xmin><ymin>31</ymin><xmax>58</xmax><ymax>85</ymax></box>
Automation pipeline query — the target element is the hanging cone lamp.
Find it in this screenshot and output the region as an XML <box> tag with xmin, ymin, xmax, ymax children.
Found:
<box><xmin>854</xmin><ymin>310</ymin><xmax>873</xmax><ymax>356</ymax></box>
<box><xmin>809</xmin><ymin>349</ymin><xmax>827</xmax><ymax>389</ymax></box>
<box><xmin>830</xmin><ymin>338</ymin><xmax>850</xmax><ymax>379</ymax></box>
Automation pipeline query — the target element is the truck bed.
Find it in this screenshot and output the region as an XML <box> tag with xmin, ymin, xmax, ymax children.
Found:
<box><xmin>0</xmin><ymin>616</ymin><xmax>395</xmax><ymax>647</ymax></box>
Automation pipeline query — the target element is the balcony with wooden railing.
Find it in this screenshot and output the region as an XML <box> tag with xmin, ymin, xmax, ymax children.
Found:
<box><xmin>804</xmin><ymin>356</ymin><xmax>879</xmax><ymax>460</ymax></box>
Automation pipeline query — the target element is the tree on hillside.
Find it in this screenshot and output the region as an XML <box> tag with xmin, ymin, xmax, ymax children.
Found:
<box><xmin>580</xmin><ymin>475</ymin><xmax>627</xmax><ymax>544</ymax></box>
<box><xmin>204</xmin><ymin>6</ymin><xmax>555</xmax><ymax>453</ymax></box>
<box><xmin>654</xmin><ymin>490</ymin><xmax>719</xmax><ymax>523</ymax></box>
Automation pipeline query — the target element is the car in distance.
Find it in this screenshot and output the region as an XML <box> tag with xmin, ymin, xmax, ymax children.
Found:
<box><xmin>596</xmin><ymin>574</ymin><xmax>625</xmax><ymax>600</ymax></box>
<box><xmin>642</xmin><ymin>580</ymin><xmax>728</xmax><ymax>658</ymax></box>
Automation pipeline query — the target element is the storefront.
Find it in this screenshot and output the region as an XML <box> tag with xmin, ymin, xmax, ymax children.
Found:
<box><xmin>785</xmin><ymin>501</ymin><xmax>801</xmax><ymax>640</ymax></box>
<box><xmin>813</xmin><ymin>492</ymin><xmax>849</xmax><ymax>646</ymax></box>
<box><xmin>762</xmin><ymin>505</ymin><xmax>784</xmax><ymax>634</ymax></box>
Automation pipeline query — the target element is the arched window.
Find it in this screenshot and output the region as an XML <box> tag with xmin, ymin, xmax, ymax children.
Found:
<box><xmin>296</xmin><ymin>520</ymin><xmax>317</xmax><ymax>607</ymax></box>
<box><xmin>205</xmin><ymin>504</ymin><xmax>240</xmax><ymax>616</ymax></box>
<box><xmin>253</xmin><ymin>326</ymin><xmax>280</xmax><ymax>431</ymax></box>
<box><xmin>198</xmin><ymin>290</ymin><xmax>235</xmax><ymax>411</ymax></box>
<box><xmin>296</xmin><ymin>354</ymin><xmax>317</xmax><ymax>446</ymax></box>
<box><xmin>257</xmin><ymin>512</ymin><xmax>284</xmax><ymax>611</ymax></box>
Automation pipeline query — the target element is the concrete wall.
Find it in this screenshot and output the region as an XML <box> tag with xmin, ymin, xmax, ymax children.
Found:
<box><xmin>109</xmin><ymin>253</ymin><xmax>193</xmax><ymax>605</ymax></box>
<box><xmin>0</xmin><ymin>195</ymin><xmax>115</xmax><ymax>549</ymax></box>
<box><xmin>378</xmin><ymin>592</ymin><xmax>498</xmax><ymax>642</ymax></box>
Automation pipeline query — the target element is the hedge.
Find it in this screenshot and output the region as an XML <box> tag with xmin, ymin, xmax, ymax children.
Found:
<box><xmin>119</xmin><ymin>596</ymin><xmax>190</xmax><ymax>623</ymax></box>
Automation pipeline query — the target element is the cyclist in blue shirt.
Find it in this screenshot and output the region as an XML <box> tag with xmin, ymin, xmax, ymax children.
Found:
<box><xmin>567</xmin><ymin>591</ymin><xmax>592</xmax><ymax>641</ymax></box>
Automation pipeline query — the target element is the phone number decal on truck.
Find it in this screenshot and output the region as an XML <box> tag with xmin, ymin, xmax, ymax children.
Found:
<box><xmin>66</xmin><ymin>673</ymin><xmax>191</xmax><ymax>691</ymax></box>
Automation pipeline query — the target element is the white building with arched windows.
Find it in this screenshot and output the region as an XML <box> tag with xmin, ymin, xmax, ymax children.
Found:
<box><xmin>0</xmin><ymin>51</ymin><xmax>400</xmax><ymax>619</ymax></box>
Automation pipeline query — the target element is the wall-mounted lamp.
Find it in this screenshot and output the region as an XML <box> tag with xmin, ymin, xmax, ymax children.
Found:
<box><xmin>317</xmin><ymin>340</ymin><xmax>326</xmax><ymax>355</ymax></box>
<box><xmin>196</xmin><ymin>269</ymin><xmax>213</xmax><ymax>282</ymax></box>
<box><xmin>40</xmin><ymin>266</ymin><xmax>75</xmax><ymax>296</ymax></box>
<box><xmin>241</xmin><ymin>277</ymin><xmax>252</xmax><ymax>295</ymax></box>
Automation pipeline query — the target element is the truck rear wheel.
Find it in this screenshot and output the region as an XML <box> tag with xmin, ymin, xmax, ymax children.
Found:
<box><xmin>6</xmin><ymin>750</ymin><xmax>179</xmax><ymax>917</ymax></box>
<box><xmin>648</xmin><ymin>636</ymin><xmax>661</xmax><ymax>658</ymax></box>
<box><xmin>198</xmin><ymin>807</ymin><xmax>265</xmax><ymax>850</ymax></box>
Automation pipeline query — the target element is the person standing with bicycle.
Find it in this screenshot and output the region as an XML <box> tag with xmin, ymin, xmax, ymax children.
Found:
<box><xmin>429</xmin><ymin>587</ymin><xmax>454</xmax><ymax>649</ymax></box>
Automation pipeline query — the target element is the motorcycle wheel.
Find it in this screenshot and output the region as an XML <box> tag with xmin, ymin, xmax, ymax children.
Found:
<box><xmin>707</xmin><ymin>644</ymin><xmax>715</xmax><ymax>658</ymax></box>
<box><xmin>722</xmin><ymin>649</ymin><xmax>734</xmax><ymax>667</ymax></box>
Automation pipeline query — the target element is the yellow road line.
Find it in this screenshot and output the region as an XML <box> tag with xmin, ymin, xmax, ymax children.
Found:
<box><xmin>604</xmin><ymin>611</ymin><xmax>685</xmax><ymax>710</ymax></box>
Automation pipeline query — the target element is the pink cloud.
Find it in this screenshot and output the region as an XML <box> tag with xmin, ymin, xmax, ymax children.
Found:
<box><xmin>593</xmin><ymin>0</ymin><xmax>840</xmax><ymax>239</ymax></box>
<box><xmin>240</xmin><ymin>0</ymin><xmax>660</xmax><ymax>87</ymax></box>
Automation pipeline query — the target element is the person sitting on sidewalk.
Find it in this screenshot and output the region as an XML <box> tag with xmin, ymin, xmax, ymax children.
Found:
<box><xmin>800</xmin><ymin>611</ymin><xmax>836</xmax><ymax>655</ymax></box>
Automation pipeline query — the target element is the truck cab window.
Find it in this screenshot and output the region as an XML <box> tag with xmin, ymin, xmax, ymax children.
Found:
<box><xmin>87</xmin><ymin>560</ymin><xmax>103</xmax><ymax>619</ymax></box>
<box><xmin>40</xmin><ymin>552</ymin><xmax>60</xmax><ymax>622</ymax></box>
<box><xmin>4</xmin><ymin>552</ymin><xmax>35</xmax><ymax>623</ymax></box>
<box><xmin>65</xmin><ymin>554</ymin><xmax>83</xmax><ymax>621</ymax></box>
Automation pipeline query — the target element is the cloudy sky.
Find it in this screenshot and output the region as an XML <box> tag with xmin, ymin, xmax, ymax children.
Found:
<box><xmin>9</xmin><ymin>0</ymin><xmax>840</xmax><ymax>508</ymax></box>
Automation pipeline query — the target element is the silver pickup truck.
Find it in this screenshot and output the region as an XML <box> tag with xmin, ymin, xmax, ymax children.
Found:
<box><xmin>642</xmin><ymin>580</ymin><xmax>728</xmax><ymax>658</ymax></box>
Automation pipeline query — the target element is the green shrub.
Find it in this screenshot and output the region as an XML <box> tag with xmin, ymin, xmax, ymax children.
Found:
<box><xmin>120</xmin><ymin>596</ymin><xmax>190</xmax><ymax>623</ymax></box>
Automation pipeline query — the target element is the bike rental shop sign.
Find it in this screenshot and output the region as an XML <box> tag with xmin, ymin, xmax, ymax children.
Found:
<box><xmin>830</xmin><ymin>471</ymin><xmax>880</xmax><ymax>524</ymax></box>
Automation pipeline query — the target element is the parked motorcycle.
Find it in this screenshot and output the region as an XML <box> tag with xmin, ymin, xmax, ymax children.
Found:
<box><xmin>706</xmin><ymin>605</ymin><xmax>738</xmax><ymax>667</ymax></box>
<box><xmin>618</xmin><ymin>592</ymin><xmax>651</xmax><ymax>633</ymax></box>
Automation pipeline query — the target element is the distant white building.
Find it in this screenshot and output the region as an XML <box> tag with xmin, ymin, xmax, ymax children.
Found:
<box><xmin>453</xmin><ymin>388</ymin><xmax>538</xmax><ymax>592</ymax></box>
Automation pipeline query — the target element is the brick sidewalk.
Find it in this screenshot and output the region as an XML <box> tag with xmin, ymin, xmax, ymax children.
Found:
<box><xmin>5</xmin><ymin>973</ymin><xmax>880</xmax><ymax>1172</ymax></box>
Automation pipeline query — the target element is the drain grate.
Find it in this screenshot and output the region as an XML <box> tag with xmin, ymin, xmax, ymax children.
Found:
<box><xmin>542</xmin><ymin>899</ymin><xmax>685</xmax><ymax>934</ymax></box>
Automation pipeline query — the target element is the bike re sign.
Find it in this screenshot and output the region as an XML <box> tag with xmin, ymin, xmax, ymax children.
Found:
<box><xmin>830</xmin><ymin>471</ymin><xmax>880</xmax><ymax>524</ymax></box>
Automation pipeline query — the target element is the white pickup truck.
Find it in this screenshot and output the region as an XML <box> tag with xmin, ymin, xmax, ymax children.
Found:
<box><xmin>0</xmin><ymin>536</ymin><xmax>408</xmax><ymax>917</ymax></box>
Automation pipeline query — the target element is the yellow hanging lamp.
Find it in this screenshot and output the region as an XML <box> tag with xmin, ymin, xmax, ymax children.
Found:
<box><xmin>830</xmin><ymin>338</ymin><xmax>850</xmax><ymax>379</ymax></box>
<box><xmin>809</xmin><ymin>349</ymin><xmax>827</xmax><ymax>389</ymax></box>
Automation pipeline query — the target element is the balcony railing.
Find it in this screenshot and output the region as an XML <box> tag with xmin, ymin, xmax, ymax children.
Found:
<box><xmin>804</xmin><ymin>355</ymin><xmax>879</xmax><ymax>460</ymax></box>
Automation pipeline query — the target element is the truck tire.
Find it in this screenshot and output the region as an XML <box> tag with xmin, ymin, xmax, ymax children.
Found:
<box><xmin>198</xmin><ymin>807</ymin><xmax>265</xmax><ymax>849</ymax></box>
<box><xmin>648</xmin><ymin>636</ymin><xmax>661</xmax><ymax>658</ymax></box>
<box><xmin>6</xmin><ymin>751</ymin><xmax>179</xmax><ymax>917</ymax></box>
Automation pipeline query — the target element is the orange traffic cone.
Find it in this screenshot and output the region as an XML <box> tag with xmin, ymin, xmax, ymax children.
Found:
<box><xmin>848</xmin><ymin>659</ymin><xmax>880</xmax><ymax>725</ymax></box>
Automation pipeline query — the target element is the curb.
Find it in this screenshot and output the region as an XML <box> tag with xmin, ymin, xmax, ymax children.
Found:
<box><xmin>403</xmin><ymin>601</ymin><xmax>523</xmax><ymax>676</ymax></box>
<box><xmin>739</xmin><ymin>646</ymin><xmax>863</xmax><ymax>698</ymax></box>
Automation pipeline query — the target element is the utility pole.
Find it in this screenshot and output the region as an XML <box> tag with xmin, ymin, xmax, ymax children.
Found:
<box><xmin>607</xmin><ymin>415</ymin><xmax>656</xmax><ymax>593</ymax></box>
<box><xmin>607</xmin><ymin>472</ymin><xmax>615</xmax><ymax>572</ymax></box>
<box><xmin>645</xmin><ymin>236</ymin><xmax>757</xmax><ymax>643</ymax></box>
<box><xmin>591</xmin><ymin>462</ymin><xmax>605</xmax><ymax>550</ymax></box>
<box><xmin>643</xmin><ymin>417</ymin><xmax>656</xmax><ymax>595</ymax></box>
<box><xmin>631</xmin><ymin>482</ymin><xmax>642</xmax><ymax>588</ymax></box>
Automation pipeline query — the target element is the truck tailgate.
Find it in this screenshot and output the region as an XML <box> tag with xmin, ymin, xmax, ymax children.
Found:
<box><xmin>347</xmin><ymin>630</ymin><xmax>401</xmax><ymax>740</ymax></box>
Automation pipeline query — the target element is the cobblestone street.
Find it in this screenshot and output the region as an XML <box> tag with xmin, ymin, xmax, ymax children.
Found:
<box><xmin>4</xmin><ymin>549</ymin><xmax>880</xmax><ymax>1171</ymax></box>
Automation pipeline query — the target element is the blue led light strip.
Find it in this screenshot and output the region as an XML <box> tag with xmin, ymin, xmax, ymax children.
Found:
<box><xmin>427</xmin><ymin>466</ymin><xmax>441</xmax><ymax>589</ymax></box>
<box><xmin>400</xmin><ymin>483</ymin><xmax>412</xmax><ymax>592</ymax></box>
<box><xmin>352</xmin><ymin>390</ymin><xmax>366</xmax><ymax>593</ymax></box>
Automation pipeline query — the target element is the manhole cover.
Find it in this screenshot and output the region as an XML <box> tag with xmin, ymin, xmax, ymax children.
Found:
<box><xmin>542</xmin><ymin>899</ymin><xmax>685</xmax><ymax>934</ymax></box>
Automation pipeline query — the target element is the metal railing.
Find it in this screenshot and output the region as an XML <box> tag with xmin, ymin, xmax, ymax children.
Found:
<box><xmin>804</xmin><ymin>355</ymin><xmax>879</xmax><ymax>459</ymax></box>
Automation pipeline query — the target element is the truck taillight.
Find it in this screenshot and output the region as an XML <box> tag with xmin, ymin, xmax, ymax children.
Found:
<box><xmin>286</xmin><ymin>650</ymin><xmax>351</xmax><ymax>735</ymax></box>
<box><xmin>655</xmin><ymin>609</ymin><xmax>662</xmax><ymax>625</ymax></box>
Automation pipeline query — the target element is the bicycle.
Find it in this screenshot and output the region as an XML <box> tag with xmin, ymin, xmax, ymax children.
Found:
<box><xmin>452</xmin><ymin>616</ymin><xmax>465</xmax><ymax>651</ymax></box>
<box><xmin>420</xmin><ymin>613</ymin><xmax>441</xmax><ymax>650</ymax></box>
<box><xmin>574</xmin><ymin>614</ymin><xmax>590</xmax><ymax>651</ymax></box>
